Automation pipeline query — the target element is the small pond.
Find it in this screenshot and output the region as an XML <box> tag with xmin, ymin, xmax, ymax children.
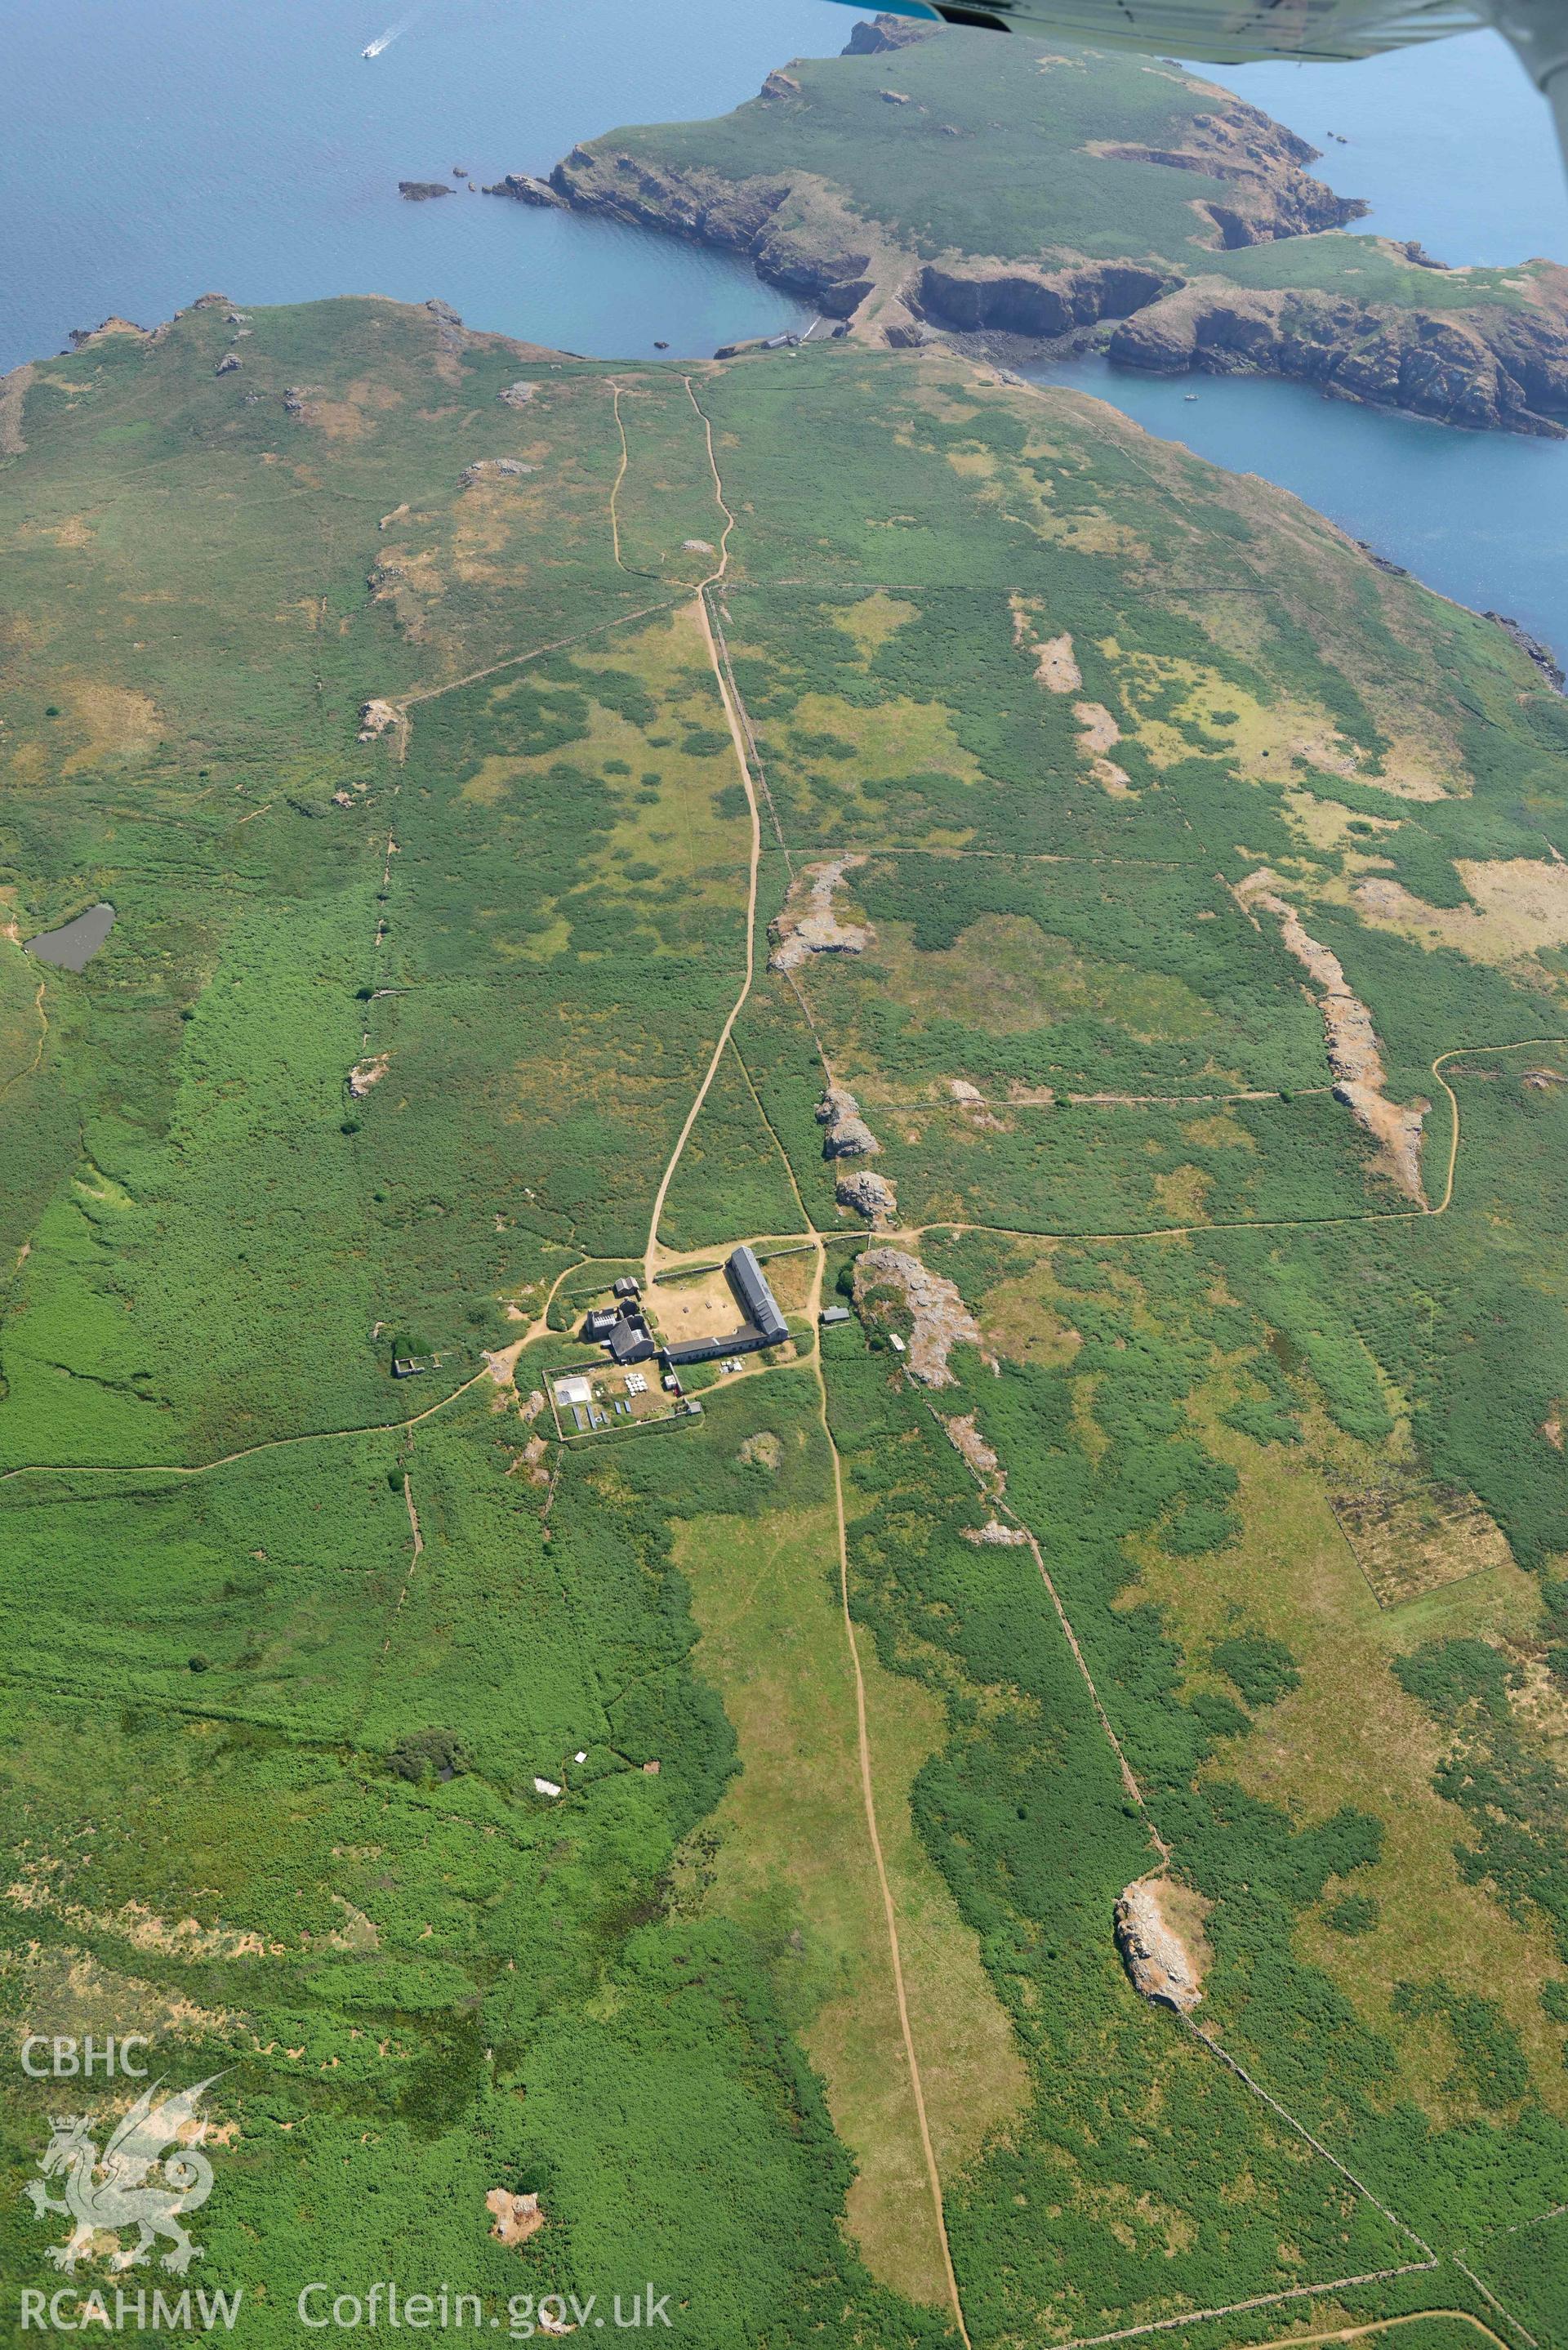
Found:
<box><xmin>26</xmin><ymin>902</ymin><xmax>116</xmax><ymax>970</ymax></box>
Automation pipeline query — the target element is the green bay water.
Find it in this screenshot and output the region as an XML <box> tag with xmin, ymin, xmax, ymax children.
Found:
<box><xmin>4</xmin><ymin>4</ymin><xmax>1567</xmax><ymax>652</ymax></box>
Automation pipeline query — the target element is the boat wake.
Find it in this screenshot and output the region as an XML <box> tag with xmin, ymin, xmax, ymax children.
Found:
<box><xmin>363</xmin><ymin>8</ymin><xmax>421</xmax><ymax>58</ymax></box>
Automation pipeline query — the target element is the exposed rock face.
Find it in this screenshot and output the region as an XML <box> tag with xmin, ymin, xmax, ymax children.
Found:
<box><xmin>962</xmin><ymin>1518</ymin><xmax>1029</xmax><ymax>1546</ymax></box>
<box><xmin>357</xmin><ymin>698</ymin><xmax>399</xmax><ymax>742</ymax></box>
<box><xmin>459</xmin><ymin>457</ymin><xmax>534</xmax><ymax>487</ymax></box>
<box><xmin>771</xmin><ymin>855</ymin><xmax>875</xmax><ymax>971</ymax></box>
<box><xmin>1238</xmin><ymin>870</ymin><xmax>1427</xmax><ymax>1202</ymax></box>
<box><xmin>855</xmin><ymin>1249</ymin><xmax>985</xmax><ymax>1387</ymax></box>
<box><xmin>837</xmin><ymin>1169</ymin><xmax>896</xmax><ymax>1223</ymax></box>
<box><xmin>485</xmin><ymin>2188</ymin><xmax>546</xmax><ymax>2248</ymax></box>
<box><xmin>1107</xmin><ymin>278</ymin><xmax>1568</xmax><ymax>438</ymax></box>
<box><xmin>516</xmin><ymin>1433</ymin><xmax>550</xmax><ymax>1487</ymax></box>
<box><xmin>1486</xmin><ymin>610</ymin><xmax>1566</xmax><ymax>691</ymax></box>
<box><xmin>1011</xmin><ymin>600</ymin><xmax>1081</xmax><ymax>694</ymax></box>
<box><xmin>1115</xmin><ymin>1878</ymin><xmax>1205</xmax><ymax>2013</ymax></box>
<box><xmin>547</xmin><ymin>148</ymin><xmax>876</xmax><ymax>318</ymax></box>
<box><xmin>945</xmin><ymin>1411</ymin><xmax>1002</xmax><ymax>1486</ymax></box>
<box><xmin>817</xmin><ymin>1083</ymin><xmax>881</xmax><ymax>1158</ymax></box>
<box><xmin>348</xmin><ymin>1054</ymin><xmax>390</xmax><ymax>1098</ymax></box>
<box><xmin>483</xmin><ymin>171</ymin><xmax>568</xmax><ymax>208</ymax></box>
<box><xmin>399</xmin><ymin>180</ymin><xmax>454</xmax><ymax>201</ymax></box>
<box><xmin>1089</xmin><ymin>101</ymin><xmax>1367</xmax><ymax>245</ymax></box>
<box><xmin>67</xmin><ymin>316</ymin><xmax>152</xmax><ymax>350</ymax></box>
<box><xmin>1075</xmin><ymin>701</ymin><xmax>1133</xmax><ymax>796</ymax></box>
<box><xmin>840</xmin><ymin>13</ymin><xmax>937</xmax><ymax>55</ymax></box>
<box><xmin>919</xmin><ymin>259</ymin><xmax>1175</xmax><ymax>341</ymax></box>
<box><xmin>920</xmin><ymin>258</ymin><xmax>1568</xmax><ymax>437</ymax></box>
<box><xmin>499</xmin><ymin>379</ymin><xmax>539</xmax><ymax>408</ymax></box>
<box><xmin>214</xmin><ymin>353</ymin><xmax>241</xmax><ymax>376</ymax></box>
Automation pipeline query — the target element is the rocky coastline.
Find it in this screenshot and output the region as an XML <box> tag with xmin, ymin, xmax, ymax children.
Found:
<box><xmin>914</xmin><ymin>261</ymin><xmax>1568</xmax><ymax>438</ymax></box>
<box><xmin>514</xmin><ymin>16</ymin><xmax>1568</xmax><ymax>439</ymax></box>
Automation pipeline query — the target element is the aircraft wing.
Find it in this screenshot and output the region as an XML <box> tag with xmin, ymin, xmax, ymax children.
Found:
<box><xmin>823</xmin><ymin>0</ymin><xmax>1568</xmax><ymax>167</ymax></box>
<box><xmin>838</xmin><ymin>0</ymin><xmax>1478</xmax><ymax>60</ymax></box>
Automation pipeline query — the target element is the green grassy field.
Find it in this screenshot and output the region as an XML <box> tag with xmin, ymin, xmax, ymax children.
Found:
<box><xmin>1</xmin><ymin>297</ymin><xmax>1566</xmax><ymax>2348</ymax></box>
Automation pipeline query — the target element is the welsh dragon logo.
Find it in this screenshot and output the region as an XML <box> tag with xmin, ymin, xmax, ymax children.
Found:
<box><xmin>24</xmin><ymin>2076</ymin><xmax>222</xmax><ymax>2275</ymax></box>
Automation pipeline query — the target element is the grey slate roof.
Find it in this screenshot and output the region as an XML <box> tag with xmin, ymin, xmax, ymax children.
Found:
<box><xmin>608</xmin><ymin>1318</ymin><xmax>656</xmax><ymax>1365</ymax></box>
<box><xmin>728</xmin><ymin>1247</ymin><xmax>787</xmax><ymax>1345</ymax></box>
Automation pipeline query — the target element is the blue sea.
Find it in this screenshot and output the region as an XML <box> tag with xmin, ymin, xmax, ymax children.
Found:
<box><xmin>0</xmin><ymin>0</ymin><xmax>858</xmax><ymax>368</ymax></box>
<box><xmin>1023</xmin><ymin>31</ymin><xmax>1568</xmax><ymax>657</ymax></box>
<box><xmin>2</xmin><ymin>2</ymin><xmax>1566</xmax><ymax>651</ymax></box>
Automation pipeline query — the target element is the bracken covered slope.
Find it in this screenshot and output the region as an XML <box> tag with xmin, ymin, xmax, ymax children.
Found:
<box><xmin>2</xmin><ymin>297</ymin><xmax>1568</xmax><ymax>2345</ymax></box>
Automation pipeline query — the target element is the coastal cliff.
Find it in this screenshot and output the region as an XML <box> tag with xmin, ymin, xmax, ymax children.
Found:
<box><xmin>547</xmin><ymin>148</ymin><xmax>878</xmax><ymax>316</ymax></box>
<box><xmin>525</xmin><ymin>18</ymin><xmax>1568</xmax><ymax>437</ymax></box>
<box><xmin>1102</xmin><ymin>273</ymin><xmax>1568</xmax><ymax>435</ymax></box>
<box><xmin>915</xmin><ymin>258</ymin><xmax>1568</xmax><ymax>436</ymax></box>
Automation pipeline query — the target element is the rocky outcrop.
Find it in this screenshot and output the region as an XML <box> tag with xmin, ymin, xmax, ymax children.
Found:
<box><xmin>917</xmin><ymin>259</ymin><xmax>1568</xmax><ymax>438</ymax></box>
<box><xmin>486</xmin><ymin>2188</ymin><xmax>546</xmax><ymax>2248</ymax></box>
<box><xmin>1238</xmin><ymin>869</ymin><xmax>1427</xmax><ymax>1202</ymax></box>
<box><xmin>483</xmin><ymin>171</ymin><xmax>567</xmax><ymax>208</ymax></box>
<box><xmin>817</xmin><ymin>1083</ymin><xmax>881</xmax><ymax>1158</ymax></box>
<box><xmin>1090</xmin><ymin>100</ymin><xmax>1367</xmax><ymax>246</ymax></box>
<box><xmin>854</xmin><ymin>1249</ymin><xmax>986</xmax><ymax>1386</ymax></box>
<box><xmin>770</xmin><ymin>854</ymin><xmax>874</xmax><ymax>970</ymax></box>
<box><xmin>1011</xmin><ymin>599</ymin><xmax>1081</xmax><ymax>693</ymax></box>
<box><xmin>1107</xmin><ymin>278</ymin><xmax>1568</xmax><ymax>438</ymax></box>
<box><xmin>1486</xmin><ymin>610</ymin><xmax>1566</xmax><ymax>691</ymax></box>
<box><xmin>945</xmin><ymin>1411</ymin><xmax>1002</xmax><ymax>1486</ymax></box>
<box><xmin>358</xmin><ymin>698</ymin><xmax>398</xmax><ymax>742</ymax></box>
<box><xmin>546</xmin><ymin>148</ymin><xmax>875</xmax><ymax>319</ymax></box>
<box><xmin>67</xmin><ymin>315</ymin><xmax>152</xmax><ymax>351</ymax></box>
<box><xmin>1115</xmin><ymin>1878</ymin><xmax>1206</xmax><ymax>2013</ymax></box>
<box><xmin>459</xmin><ymin>457</ymin><xmax>534</xmax><ymax>487</ymax></box>
<box><xmin>918</xmin><ymin>258</ymin><xmax>1175</xmax><ymax>340</ymax></box>
<box><xmin>837</xmin><ymin>1169</ymin><xmax>896</xmax><ymax>1223</ymax></box>
<box><xmin>840</xmin><ymin>14</ymin><xmax>936</xmax><ymax>56</ymax></box>
<box><xmin>962</xmin><ymin>1518</ymin><xmax>1029</xmax><ymax>1546</ymax></box>
<box><xmin>399</xmin><ymin>180</ymin><xmax>454</xmax><ymax>201</ymax></box>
